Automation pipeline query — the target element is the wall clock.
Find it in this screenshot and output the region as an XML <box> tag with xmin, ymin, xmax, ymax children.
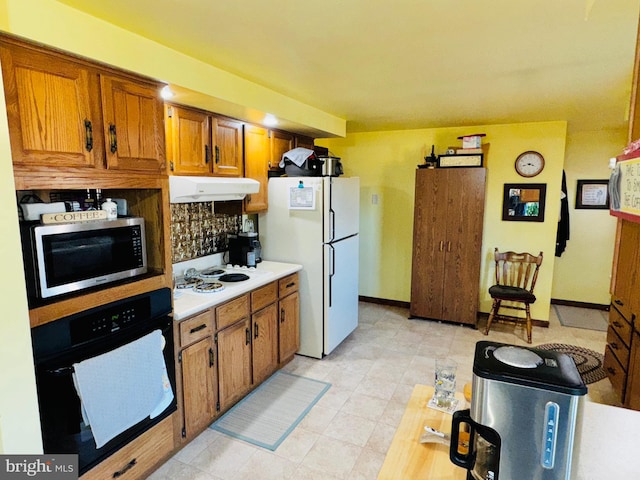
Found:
<box><xmin>515</xmin><ymin>151</ymin><xmax>545</xmax><ymax>177</ymax></box>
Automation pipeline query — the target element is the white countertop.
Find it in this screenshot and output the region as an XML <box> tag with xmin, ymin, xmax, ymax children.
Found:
<box><xmin>172</xmin><ymin>260</ymin><xmax>302</xmax><ymax>321</ymax></box>
<box><xmin>577</xmin><ymin>401</ymin><xmax>640</xmax><ymax>479</ymax></box>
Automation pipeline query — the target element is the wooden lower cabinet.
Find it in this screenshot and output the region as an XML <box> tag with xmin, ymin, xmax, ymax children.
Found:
<box><xmin>177</xmin><ymin>311</ymin><xmax>217</xmax><ymax>440</ymax></box>
<box><xmin>279</xmin><ymin>291</ymin><xmax>300</xmax><ymax>363</ymax></box>
<box><xmin>625</xmin><ymin>331</ymin><xmax>640</xmax><ymax>409</ymax></box>
<box><xmin>180</xmin><ymin>337</ymin><xmax>217</xmax><ymax>438</ymax></box>
<box><xmin>252</xmin><ymin>303</ymin><xmax>279</xmax><ymax>384</ymax></box>
<box><xmin>217</xmin><ymin>318</ymin><xmax>252</xmax><ymax>412</ymax></box>
<box><xmin>80</xmin><ymin>414</ymin><xmax>175</xmax><ymax>480</ymax></box>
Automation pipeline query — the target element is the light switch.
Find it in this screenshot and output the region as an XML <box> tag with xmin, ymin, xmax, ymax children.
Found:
<box><xmin>372</xmin><ymin>194</ymin><xmax>379</xmax><ymax>205</ymax></box>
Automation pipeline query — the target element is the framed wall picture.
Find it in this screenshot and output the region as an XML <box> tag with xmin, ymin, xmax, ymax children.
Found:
<box><xmin>502</xmin><ymin>183</ymin><xmax>547</xmax><ymax>222</ymax></box>
<box><xmin>575</xmin><ymin>179</ymin><xmax>609</xmax><ymax>210</ymax></box>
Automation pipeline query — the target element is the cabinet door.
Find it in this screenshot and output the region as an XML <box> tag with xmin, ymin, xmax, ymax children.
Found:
<box><xmin>166</xmin><ymin>105</ymin><xmax>211</xmax><ymax>175</ymax></box>
<box><xmin>252</xmin><ymin>303</ymin><xmax>278</xmax><ymax>384</ymax></box>
<box><xmin>270</xmin><ymin>129</ymin><xmax>294</xmax><ymax>171</ymax></box>
<box><xmin>217</xmin><ymin>318</ymin><xmax>252</xmax><ymax>412</ymax></box>
<box><xmin>100</xmin><ymin>74</ymin><xmax>165</xmax><ymax>172</ymax></box>
<box><xmin>441</xmin><ymin>168</ymin><xmax>486</xmax><ymax>325</ymax></box>
<box><xmin>0</xmin><ymin>43</ymin><xmax>102</xmax><ymax>168</ymax></box>
<box><xmin>613</xmin><ymin>219</ymin><xmax>640</xmax><ymax>320</ymax></box>
<box><xmin>279</xmin><ymin>291</ymin><xmax>300</xmax><ymax>363</ymax></box>
<box><xmin>409</xmin><ymin>168</ymin><xmax>449</xmax><ymax>319</ymax></box>
<box><xmin>181</xmin><ymin>336</ymin><xmax>217</xmax><ymax>438</ymax></box>
<box><xmin>244</xmin><ymin>124</ymin><xmax>269</xmax><ymax>212</ymax></box>
<box><xmin>212</xmin><ymin>117</ymin><xmax>243</xmax><ymax>177</ymax></box>
<box><xmin>625</xmin><ymin>331</ymin><xmax>640</xmax><ymax>410</ymax></box>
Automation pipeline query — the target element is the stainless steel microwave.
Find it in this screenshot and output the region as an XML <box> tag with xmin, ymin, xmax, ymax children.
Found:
<box><xmin>20</xmin><ymin>217</ymin><xmax>147</xmax><ymax>302</ymax></box>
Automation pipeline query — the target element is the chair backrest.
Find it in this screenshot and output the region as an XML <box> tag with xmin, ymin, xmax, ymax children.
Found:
<box><xmin>493</xmin><ymin>248</ymin><xmax>543</xmax><ymax>293</ymax></box>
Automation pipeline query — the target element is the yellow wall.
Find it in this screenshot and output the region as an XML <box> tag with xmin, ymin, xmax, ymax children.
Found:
<box><xmin>0</xmin><ymin>66</ymin><xmax>42</xmax><ymax>452</ymax></box>
<box><xmin>551</xmin><ymin>126</ymin><xmax>624</xmax><ymax>303</ymax></box>
<box><xmin>319</xmin><ymin>121</ymin><xmax>568</xmax><ymax>321</ymax></box>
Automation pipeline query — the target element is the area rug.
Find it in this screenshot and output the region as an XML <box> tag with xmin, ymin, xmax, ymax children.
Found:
<box><xmin>553</xmin><ymin>304</ymin><xmax>608</xmax><ymax>332</ymax></box>
<box><xmin>535</xmin><ymin>343</ymin><xmax>607</xmax><ymax>385</ymax></box>
<box><xmin>210</xmin><ymin>371</ymin><xmax>331</xmax><ymax>450</ymax></box>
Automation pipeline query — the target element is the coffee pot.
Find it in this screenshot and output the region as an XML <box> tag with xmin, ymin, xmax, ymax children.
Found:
<box><xmin>450</xmin><ymin>341</ymin><xmax>587</xmax><ymax>480</ymax></box>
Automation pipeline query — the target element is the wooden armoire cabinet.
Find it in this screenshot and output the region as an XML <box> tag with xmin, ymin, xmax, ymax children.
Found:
<box><xmin>410</xmin><ymin>167</ymin><xmax>486</xmax><ymax>326</ymax></box>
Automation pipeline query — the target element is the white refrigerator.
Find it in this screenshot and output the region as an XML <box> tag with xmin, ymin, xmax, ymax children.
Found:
<box><xmin>259</xmin><ymin>176</ymin><xmax>360</xmax><ymax>359</ymax></box>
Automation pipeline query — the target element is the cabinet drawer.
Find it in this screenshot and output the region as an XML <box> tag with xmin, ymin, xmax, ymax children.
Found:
<box><xmin>80</xmin><ymin>414</ymin><xmax>174</xmax><ymax>480</ymax></box>
<box><xmin>216</xmin><ymin>294</ymin><xmax>250</xmax><ymax>330</ymax></box>
<box><xmin>610</xmin><ymin>306</ymin><xmax>632</xmax><ymax>348</ymax></box>
<box><xmin>611</xmin><ymin>295</ymin><xmax>633</xmax><ymax>325</ymax></box>
<box><xmin>606</xmin><ymin>325</ymin><xmax>630</xmax><ymax>368</ymax></box>
<box><xmin>251</xmin><ymin>281</ymin><xmax>277</xmax><ymax>312</ymax></box>
<box><xmin>279</xmin><ymin>273</ymin><xmax>299</xmax><ymax>298</ymax></box>
<box><xmin>180</xmin><ymin>311</ymin><xmax>214</xmax><ymax>347</ymax></box>
<box><xmin>604</xmin><ymin>345</ymin><xmax>627</xmax><ymax>402</ymax></box>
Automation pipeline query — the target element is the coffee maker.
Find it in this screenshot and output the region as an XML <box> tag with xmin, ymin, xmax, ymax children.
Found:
<box><xmin>228</xmin><ymin>219</ymin><xmax>261</xmax><ymax>267</ymax></box>
<box><xmin>450</xmin><ymin>341</ymin><xmax>587</xmax><ymax>480</ymax></box>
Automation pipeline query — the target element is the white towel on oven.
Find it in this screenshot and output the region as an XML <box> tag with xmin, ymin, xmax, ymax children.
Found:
<box><xmin>72</xmin><ymin>329</ymin><xmax>172</xmax><ymax>448</ymax></box>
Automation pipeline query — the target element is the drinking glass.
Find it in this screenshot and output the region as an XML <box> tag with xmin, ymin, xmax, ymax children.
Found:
<box><xmin>434</xmin><ymin>358</ymin><xmax>457</xmax><ymax>408</ymax></box>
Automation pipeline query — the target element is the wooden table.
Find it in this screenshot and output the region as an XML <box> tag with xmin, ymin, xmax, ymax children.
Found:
<box><xmin>378</xmin><ymin>384</ymin><xmax>467</xmax><ymax>480</ymax></box>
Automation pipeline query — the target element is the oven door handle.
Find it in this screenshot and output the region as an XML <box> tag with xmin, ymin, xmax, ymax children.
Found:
<box><xmin>45</xmin><ymin>366</ymin><xmax>74</xmax><ymax>376</ymax></box>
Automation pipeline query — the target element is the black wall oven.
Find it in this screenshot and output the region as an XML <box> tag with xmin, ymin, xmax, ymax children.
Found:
<box><xmin>31</xmin><ymin>288</ymin><xmax>176</xmax><ymax>476</ymax></box>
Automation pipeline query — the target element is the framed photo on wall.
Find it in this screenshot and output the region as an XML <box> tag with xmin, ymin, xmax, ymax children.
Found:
<box><xmin>575</xmin><ymin>179</ymin><xmax>609</xmax><ymax>210</ymax></box>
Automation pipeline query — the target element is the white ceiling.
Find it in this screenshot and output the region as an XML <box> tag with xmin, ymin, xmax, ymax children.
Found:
<box><xmin>57</xmin><ymin>0</ymin><xmax>640</xmax><ymax>134</ymax></box>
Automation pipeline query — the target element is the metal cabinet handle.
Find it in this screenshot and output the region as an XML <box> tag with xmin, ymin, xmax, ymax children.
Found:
<box><xmin>286</xmin><ymin>282</ymin><xmax>295</xmax><ymax>288</ymax></box>
<box><xmin>447</xmin><ymin>241</ymin><xmax>451</xmax><ymax>252</ymax></box>
<box><xmin>209</xmin><ymin>348</ymin><xmax>214</xmax><ymax>367</ymax></box>
<box><xmin>215</xmin><ymin>145</ymin><xmax>220</xmax><ymax>163</ymax></box>
<box><xmin>205</xmin><ymin>145</ymin><xmax>210</xmax><ymax>164</ymax></box>
<box><xmin>84</xmin><ymin>119</ymin><xmax>93</xmax><ymax>152</ymax></box>
<box><xmin>245</xmin><ymin>327</ymin><xmax>250</xmax><ymax>345</ymax></box>
<box><xmin>613</xmin><ymin>321</ymin><xmax>623</xmax><ymax>328</ymax></box>
<box><xmin>611</xmin><ymin>342</ymin><xmax>619</xmax><ymax>350</ymax></box>
<box><xmin>607</xmin><ymin>367</ymin><xmax>617</xmax><ymax>375</ymax></box>
<box><xmin>190</xmin><ymin>324</ymin><xmax>207</xmax><ymax>334</ymax></box>
<box><xmin>439</xmin><ymin>240</ymin><xmax>444</xmax><ymax>252</ymax></box>
<box><xmin>254</xmin><ymin>323</ymin><xmax>259</xmax><ymax>339</ymax></box>
<box><xmin>615</xmin><ymin>299</ymin><xmax>624</xmax><ymax>306</ymax></box>
<box><xmin>280</xmin><ymin>308</ymin><xmax>285</xmax><ymax>324</ymax></box>
<box><xmin>113</xmin><ymin>458</ymin><xmax>136</xmax><ymax>478</ymax></box>
<box><xmin>109</xmin><ymin>123</ymin><xmax>118</xmax><ymax>153</ymax></box>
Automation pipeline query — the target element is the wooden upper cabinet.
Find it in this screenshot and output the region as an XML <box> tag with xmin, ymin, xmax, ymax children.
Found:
<box><xmin>0</xmin><ymin>43</ymin><xmax>102</xmax><ymax>168</ymax></box>
<box><xmin>100</xmin><ymin>74</ymin><xmax>165</xmax><ymax>172</ymax></box>
<box><xmin>213</xmin><ymin>117</ymin><xmax>243</xmax><ymax>177</ymax></box>
<box><xmin>0</xmin><ymin>39</ymin><xmax>166</xmax><ymax>174</ymax></box>
<box><xmin>165</xmin><ymin>105</ymin><xmax>211</xmax><ymax>175</ymax></box>
<box><xmin>244</xmin><ymin>124</ymin><xmax>269</xmax><ymax>212</ymax></box>
<box><xmin>270</xmin><ymin>129</ymin><xmax>294</xmax><ymax>171</ymax></box>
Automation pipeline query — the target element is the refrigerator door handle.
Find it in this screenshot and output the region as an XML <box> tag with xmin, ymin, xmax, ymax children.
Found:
<box><xmin>329</xmin><ymin>208</ymin><xmax>336</xmax><ymax>242</ymax></box>
<box><xmin>328</xmin><ymin>244</ymin><xmax>335</xmax><ymax>307</ymax></box>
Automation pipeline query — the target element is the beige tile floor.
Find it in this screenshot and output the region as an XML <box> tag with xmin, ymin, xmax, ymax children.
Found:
<box><xmin>149</xmin><ymin>302</ymin><xmax>618</xmax><ymax>480</ymax></box>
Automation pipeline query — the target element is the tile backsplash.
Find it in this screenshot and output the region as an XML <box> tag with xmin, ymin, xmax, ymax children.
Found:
<box><xmin>170</xmin><ymin>202</ymin><xmax>241</xmax><ymax>263</ymax></box>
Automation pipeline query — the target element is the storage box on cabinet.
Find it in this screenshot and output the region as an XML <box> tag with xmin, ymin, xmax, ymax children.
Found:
<box><xmin>79</xmin><ymin>414</ymin><xmax>175</xmax><ymax>480</ymax></box>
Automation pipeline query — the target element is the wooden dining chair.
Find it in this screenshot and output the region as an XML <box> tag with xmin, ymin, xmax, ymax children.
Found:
<box><xmin>484</xmin><ymin>248</ymin><xmax>543</xmax><ymax>344</ymax></box>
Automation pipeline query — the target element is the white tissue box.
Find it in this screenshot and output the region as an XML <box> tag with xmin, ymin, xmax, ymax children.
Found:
<box><xmin>21</xmin><ymin>202</ymin><xmax>66</xmax><ymax>221</ymax></box>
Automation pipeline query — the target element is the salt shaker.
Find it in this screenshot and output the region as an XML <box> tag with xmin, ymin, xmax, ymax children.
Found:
<box><xmin>101</xmin><ymin>198</ymin><xmax>118</xmax><ymax>219</ymax></box>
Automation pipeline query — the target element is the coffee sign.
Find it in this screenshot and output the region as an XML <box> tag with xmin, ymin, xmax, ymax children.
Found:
<box><xmin>41</xmin><ymin>210</ymin><xmax>108</xmax><ymax>224</ymax></box>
